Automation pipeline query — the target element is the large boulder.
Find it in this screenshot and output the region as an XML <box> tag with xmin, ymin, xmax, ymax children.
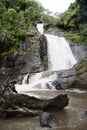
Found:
<box><xmin>54</xmin><ymin>68</ymin><xmax>87</xmax><ymax>89</ymax></box>
<box><xmin>39</xmin><ymin>112</ymin><xmax>56</xmax><ymax>128</ymax></box>
<box><xmin>0</xmin><ymin>82</ymin><xmax>69</xmax><ymax>118</ymax></box>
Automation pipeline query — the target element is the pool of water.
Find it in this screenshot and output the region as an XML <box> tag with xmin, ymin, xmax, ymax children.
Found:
<box><xmin>0</xmin><ymin>89</ymin><xmax>87</xmax><ymax>130</ymax></box>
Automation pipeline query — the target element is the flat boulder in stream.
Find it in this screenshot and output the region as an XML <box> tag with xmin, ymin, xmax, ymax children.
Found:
<box><xmin>0</xmin><ymin>82</ymin><xmax>69</xmax><ymax>118</ymax></box>
<box><xmin>0</xmin><ymin>92</ymin><xmax>69</xmax><ymax>118</ymax></box>
<box><xmin>2</xmin><ymin>93</ymin><xmax>68</xmax><ymax>110</ymax></box>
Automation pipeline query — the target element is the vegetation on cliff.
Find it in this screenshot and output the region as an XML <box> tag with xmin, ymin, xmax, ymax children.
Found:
<box><xmin>57</xmin><ymin>0</ymin><xmax>87</xmax><ymax>44</ymax></box>
<box><xmin>75</xmin><ymin>57</ymin><xmax>87</xmax><ymax>75</ymax></box>
<box><xmin>0</xmin><ymin>0</ymin><xmax>57</xmax><ymax>56</ymax></box>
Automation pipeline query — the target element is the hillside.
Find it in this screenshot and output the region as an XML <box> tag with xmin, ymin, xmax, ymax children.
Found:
<box><xmin>57</xmin><ymin>0</ymin><xmax>87</xmax><ymax>44</ymax></box>
<box><xmin>0</xmin><ymin>0</ymin><xmax>57</xmax><ymax>56</ymax></box>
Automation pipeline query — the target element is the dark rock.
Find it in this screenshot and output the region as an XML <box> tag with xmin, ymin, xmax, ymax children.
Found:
<box><xmin>39</xmin><ymin>112</ymin><xmax>56</xmax><ymax>128</ymax></box>
<box><xmin>0</xmin><ymin>85</ymin><xmax>4</xmax><ymax>96</ymax></box>
<box><xmin>85</xmin><ymin>111</ymin><xmax>87</xmax><ymax>116</ymax></box>
<box><xmin>4</xmin><ymin>80</ymin><xmax>17</xmax><ymax>94</ymax></box>
<box><xmin>54</xmin><ymin>68</ymin><xmax>87</xmax><ymax>89</ymax></box>
<box><xmin>0</xmin><ymin>88</ymin><xmax>69</xmax><ymax>118</ymax></box>
<box><xmin>2</xmin><ymin>93</ymin><xmax>68</xmax><ymax>110</ymax></box>
<box><xmin>6</xmin><ymin>54</ymin><xmax>15</xmax><ymax>68</ymax></box>
<box><xmin>45</xmin><ymin>94</ymin><xmax>69</xmax><ymax>110</ymax></box>
<box><xmin>0</xmin><ymin>26</ymin><xmax>43</xmax><ymax>83</ymax></box>
<box><xmin>40</xmin><ymin>35</ymin><xmax>48</xmax><ymax>70</ymax></box>
<box><xmin>44</xmin><ymin>23</ymin><xmax>56</xmax><ymax>30</ymax></box>
<box><xmin>52</xmin><ymin>80</ymin><xmax>62</xmax><ymax>90</ymax></box>
<box><xmin>0</xmin><ymin>107</ymin><xmax>41</xmax><ymax>119</ymax></box>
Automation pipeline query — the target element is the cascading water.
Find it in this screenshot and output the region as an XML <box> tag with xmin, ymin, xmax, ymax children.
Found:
<box><xmin>16</xmin><ymin>72</ymin><xmax>57</xmax><ymax>92</ymax></box>
<box><xmin>36</xmin><ymin>24</ymin><xmax>44</xmax><ymax>34</ymax></box>
<box><xmin>45</xmin><ymin>34</ymin><xmax>77</xmax><ymax>71</ymax></box>
<box><xmin>22</xmin><ymin>73</ymin><xmax>29</xmax><ymax>84</ymax></box>
<box><xmin>15</xmin><ymin>24</ymin><xmax>77</xmax><ymax>92</ymax></box>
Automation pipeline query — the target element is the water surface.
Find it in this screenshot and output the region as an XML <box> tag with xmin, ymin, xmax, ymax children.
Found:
<box><xmin>0</xmin><ymin>90</ymin><xmax>87</xmax><ymax>130</ymax></box>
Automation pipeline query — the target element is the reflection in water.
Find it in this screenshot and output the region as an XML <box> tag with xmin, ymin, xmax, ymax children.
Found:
<box><xmin>0</xmin><ymin>90</ymin><xmax>87</xmax><ymax>130</ymax></box>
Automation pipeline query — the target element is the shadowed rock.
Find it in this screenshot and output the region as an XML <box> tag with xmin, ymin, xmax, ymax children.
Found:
<box><xmin>39</xmin><ymin>112</ymin><xmax>56</xmax><ymax>128</ymax></box>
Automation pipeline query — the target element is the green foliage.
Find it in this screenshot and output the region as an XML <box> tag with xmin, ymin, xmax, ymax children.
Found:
<box><xmin>75</xmin><ymin>58</ymin><xmax>87</xmax><ymax>70</ymax></box>
<box><xmin>0</xmin><ymin>0</ymin><xmax>57</xmax><ymax>55</ymax></box>
<box><xmin>0</xmin><ymin>1</ymin><xmax>6</xmax><ymax>19</ymax></box>
<box><xmin>75</xmin><ymin>57</ymin><xmax>87</xmax><ymax>75</ymax></box>
<box><xmin>79</xmin><ymin>24</ymin><xmax>87</xmax><ymax>44</ymax></box>
<box><xmin>57</xmin><ymin>2</ymin><xmax>79</xmax><ymax>29</ymax></box>
<box><xmin>57</xmin><ymin>0</ymin><xmax>87</xmax><ymax>45</ymax></box>
<box><xmin>1</xmin><ymin>47</ymin><xmax>16</xmax><ymax>56</ymax></box>
<box><xmin>41</xmin><ymin>13</ymin><xmax>57</xmax><ymax>23</ymax></box>
<box><xmin>0</xmin><ymin>8</ymin><xmax>26</xmax><ymax>54</ymax></box>
<box><xmin>64</xmin><ymin>33</ymin><xmax>80</xmax><ymax>43</ymax></box>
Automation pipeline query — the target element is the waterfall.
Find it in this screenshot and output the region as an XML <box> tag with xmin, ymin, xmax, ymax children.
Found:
<box><xmin>15</xmin><ymin>24</ymin><xmax>77</xmax><ymax>92</ymax></box>
<box><xmin>22</xmin><ymin>73</ymin><xmax>29</xmax><ymax>84</ymax></box>
<box><xmin>36</xmin><ymin>24</ymin><xmax>44</xmax><ymax>34</ymax></box>
<box><xmin>15</xmin><ymin>72</ymin><xmax>57</xmax><ymax>92</ymax></box>
<box><xmin>45</xmin><ymin>34</ymin><xmax>77</xmax><ymax>71</ymax></box>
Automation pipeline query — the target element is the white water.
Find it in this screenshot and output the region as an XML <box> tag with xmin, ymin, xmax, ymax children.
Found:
<box><xmin>15</xmin><ymin>24</ymin><xmax>77</xmax><ymax>92</ymax></box>
<box><xmin>16</xmin><ymin>72</ymin><xmax>57</xmax><ymax>93</ymax></box>
<box><xmin>36</xmin><ymin>24</ymin><xmax>44</xmax><ymax>34</ymax></box>
<box><xmin>22</xmin><ymin>73</ymin><xmax>29</xmax><ymax>84</ymax></box>
<box><xmin>45</xmin><ymin>34</ymin><xmax>77</xmax><ymax>71</ymax></box>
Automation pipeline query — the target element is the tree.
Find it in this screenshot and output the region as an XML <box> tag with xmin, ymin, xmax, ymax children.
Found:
<box><xmin>0</xmin><ymin>0</ymin><xmax>57</xmax><ymax>55</ymax></box>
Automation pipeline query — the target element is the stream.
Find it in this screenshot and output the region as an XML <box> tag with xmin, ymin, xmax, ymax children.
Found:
<box><xmin>0</xmin><ymin>89</ymin><xmax>87</xmax><ymax>130</ymax></box>
<box><xmin>0</xmin><ymin>24</ymin><xmax>86</xmax><ymax>130</ymax></box>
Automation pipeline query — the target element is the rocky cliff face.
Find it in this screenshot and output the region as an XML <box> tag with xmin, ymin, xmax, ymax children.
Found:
<box><xmin>0</xmin><ymin>26</ymin><xmax>44</xmax><ymax>84</ymax></box>
<box><xmin>0</xmin><ymin>24</ymin><xmax>87</xmax><ymax>90</ymax></box>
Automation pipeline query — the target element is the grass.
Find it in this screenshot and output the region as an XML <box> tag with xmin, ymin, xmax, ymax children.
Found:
<box><xmin>61</xmin><ymin>30</ymin><xmax>87</xmax><ymax>46</ymax></box>
<box><xmin>63</xmin><ymin>32</ymin><xmax>81</xmax><ymax>43</ymax></box>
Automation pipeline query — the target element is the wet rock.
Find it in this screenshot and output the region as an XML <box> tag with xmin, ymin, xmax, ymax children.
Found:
<box><xmin>0</xmin><ymin>107</ymin><xmax>41</xmax><ymax>119</ymax></box>
<box><xmin>55</xmin><ymin>68</ymin><xmax>87</xmax><ymax>89</ymax></box>
<box><xmin>44</xmin><ymin>23</ymin><xmax>56</xmax><ymax>29</ymax></box>
<box><xmin>55</xmin><ymin>68</ymin><xmax>77</xmax><ymax>89</ymax></box>
<box><xmin>74</xmin><ymin>45</ymin><xmax>87</xmax><ymax>59</ymax></box>
<box><xmin>52</xmin><ymin>80</ymin><xmax>62</xmax><ymax>90</ymax></box>
<box><xmin>40</xmin><ymin>35</ymin><xmax>48</xmax><ymax>70</ymax></box>
<box><xmin>79</xmin><ymin>72</ymin><xmax>87</xmax><ymax>85</ymax></box>
<box><xmin>2</xmin><ymin>93</ymin><xmax>68</xmax><ymax>110</ymax></box>
<box><xmin>39</xmin><ymin>112</ymin><xmax>56</xmax><ymax>128</ymax></box>
<box><xmin>0</xmin><ymin>85</ymin><xmax>4</xmax><ymax>96</ymax></box>
<box><xmin>85</xmin><ymin>111</ymin><xmax>87</xmax><ymax>116</ymax></box>
<box><xmin>4</xmin><ymin>80</ymin><xmax>17</xmax><ymax>95</ymax></box>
